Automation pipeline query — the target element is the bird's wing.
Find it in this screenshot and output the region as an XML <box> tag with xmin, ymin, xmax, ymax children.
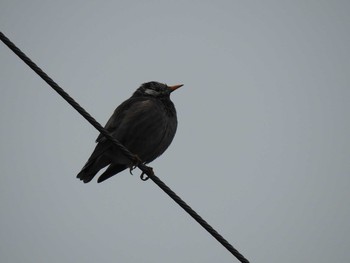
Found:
<box><xmin>97</xmin><ymin>97</ymin><xmax>173</xmax><ymax>162</ymax></box>
<box><xmin>95</xmin><ymin>97</ymin><xmax>146</xmax><ymax>143</ymax></box>
<box><xmin>80</xmin><ymin>97</ymin><xmax>143</xmax><ymax>165</ymax></box>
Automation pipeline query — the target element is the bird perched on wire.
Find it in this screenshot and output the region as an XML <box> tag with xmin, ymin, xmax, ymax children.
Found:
<box><xmin>77</xmin><ymin>81</ymin><xmax>183</xmax><ymax>183</ymax></box>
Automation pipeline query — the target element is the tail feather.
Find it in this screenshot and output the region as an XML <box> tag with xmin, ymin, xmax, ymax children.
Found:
<box><xmin>77</xmin><ymin>169</ymin><xmax>97</xmax><ymax>184</ymax></box>
<box><xmin>77</xmin><ymin>155</ymin><xmax>110</xmax><ymax>183</ymax></box>
<box><xmin>77</xmin><ymin>141</ymin><xmax>129</xmax><ymax>183</ymax></box>
<box><xmin>97</xmin><ymin>164</ymin><xmax>127</xmax><ymax>183</ymax></box>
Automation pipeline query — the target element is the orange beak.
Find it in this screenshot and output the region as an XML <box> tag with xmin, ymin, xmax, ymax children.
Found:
<box><xmin>169</xmin><ymin>84</ymin><xmax>184</xmax><ymax>92</ymax></box>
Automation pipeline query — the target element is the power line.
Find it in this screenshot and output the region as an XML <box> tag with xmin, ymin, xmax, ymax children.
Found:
<box><xmin>0</xmin><ymin>31</ymin><xmax>249</xmax><ymax>263</ymax></box>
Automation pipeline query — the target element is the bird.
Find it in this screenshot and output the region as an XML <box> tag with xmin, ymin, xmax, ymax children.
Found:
<box><xmin>77</xmin><ymin>81</ymin><xmax>183</xmax><ymax>183</ymax></box>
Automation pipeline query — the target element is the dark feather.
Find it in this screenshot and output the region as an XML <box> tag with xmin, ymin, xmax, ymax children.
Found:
<box><xmin>77</xmin><ymin>81</ymin><xmax>179</xmax><ymax>183</ymax></box>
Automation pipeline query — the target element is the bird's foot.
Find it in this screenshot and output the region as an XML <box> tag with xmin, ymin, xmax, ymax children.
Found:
<box><xmin>140</xmin><ymin>166</ymin><xmax>154</xmax><ymax>181</ymax></box>
<box><xmin>129</xmin><ymin>155</ymin><xmax>143</xmax><ymax>175</ymax></box>
<box><xmin>129</xmin><ymin>166</ymin><xmax>136</xmax><ymax>175</ymax></box>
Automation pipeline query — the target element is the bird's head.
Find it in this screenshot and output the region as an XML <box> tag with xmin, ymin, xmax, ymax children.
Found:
<box><xmin>134</xmin><ymin>81</ymin><xmax>183</xmax><ymax>98</ymax></box>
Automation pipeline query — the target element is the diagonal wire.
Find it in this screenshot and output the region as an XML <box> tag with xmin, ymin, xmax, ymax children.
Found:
<box><xmin>0</xmin><ymin>31</ymin><xmax>249</xmax><ymax>263</ymax></box>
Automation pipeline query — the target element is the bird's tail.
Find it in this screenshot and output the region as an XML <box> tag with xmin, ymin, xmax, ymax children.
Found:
<box><xmin>97</xmin><ymin>163</ymin><xmax>127</xmax><ymax>183</ymax></box>
<box><xmin>77</xmin><ymin>156</ymin><xmax>110</xmax><ymax>183</ymax></box>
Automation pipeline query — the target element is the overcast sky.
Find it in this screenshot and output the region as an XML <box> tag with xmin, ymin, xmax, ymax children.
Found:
<box><xmin>1</xmin><ymin>1</ymin><xmax>349</xmax><ymax>262</ymax></box>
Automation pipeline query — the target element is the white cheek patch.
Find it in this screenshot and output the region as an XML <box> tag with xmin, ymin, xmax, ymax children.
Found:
<box><xmin>144</xmin><ymin>88</ymin><xmax>160</xmax><ymax>96</ymax></box>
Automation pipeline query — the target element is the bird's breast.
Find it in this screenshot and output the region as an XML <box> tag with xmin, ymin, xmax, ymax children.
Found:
<box><xmin>119</xmin><ymin>99</ymin><xmax>177</xmax><ymax>163</ymax></box>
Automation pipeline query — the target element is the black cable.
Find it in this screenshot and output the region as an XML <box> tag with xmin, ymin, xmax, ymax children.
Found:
<box><xmin>0</xmin><ymin>31</ymin><xmax>249</xmax><ymax>263</ymax></box>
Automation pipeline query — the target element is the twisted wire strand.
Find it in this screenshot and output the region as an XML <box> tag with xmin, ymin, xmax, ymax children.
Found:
<box><xmin>0</xmin><ymin>31</ymin><xmax>249</xmax><ymax>263</ymax></box>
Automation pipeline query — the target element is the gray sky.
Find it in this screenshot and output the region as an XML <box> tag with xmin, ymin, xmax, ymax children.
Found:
<box><xmin>1</xmin><ymin>1</ymin><xmax>349</xmax><ymax>262</ymax></box>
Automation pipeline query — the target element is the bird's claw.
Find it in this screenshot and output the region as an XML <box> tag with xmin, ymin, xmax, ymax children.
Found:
<box><xmin>128</xmin><ymin>155</ymin><xmax>153</xmax><ymax>181</ymax></box>
<box><xmin>140</xmin><ymin>166</ymin><xmax>153</xmax><ymax>181</ymax></box>
<box><xmin>129</xmin><ymin>166</ymin><xmax>136</xmax><ymax>175</ymax></box>
<box><xmin>129</xmin><ymin>155</ymin><xmax>143</xmax><ymax>175</ymax></box>
<box><xmin>140</xmin><ymin>172</ymin><xmax>149</xmax><ymax>181</ymax></box>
